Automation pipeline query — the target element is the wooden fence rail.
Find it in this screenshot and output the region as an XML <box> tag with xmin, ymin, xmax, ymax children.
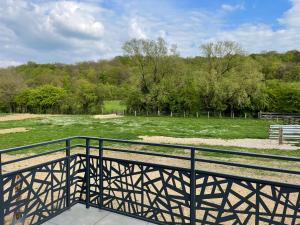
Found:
<box><xmin>261</xmin><ymin>112</ymin><xmax>300</xmax><ymax>124</ymax></box>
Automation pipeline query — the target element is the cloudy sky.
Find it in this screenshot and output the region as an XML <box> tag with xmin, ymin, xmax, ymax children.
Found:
<box><xmin>0</xmin><ymin>0</ymin><xmax>299</xmax><ymax>67</ymax></box>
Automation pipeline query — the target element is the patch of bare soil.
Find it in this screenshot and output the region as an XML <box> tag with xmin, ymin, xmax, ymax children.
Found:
<box><xmin>0</xmin><ymin>127</ymin><xmax>29</xmax><ymax>134</ymax></box>
<box><xmin>0</xmin><ymin>114</ymin><xmax>50</xmax><ymax>122</ymax></box>
<box><xmin>139</xmin><ymin>136</ymin><xmax>299</xmax><ymax>150</ymax></box>
<box><xmin>94</xmin><ymin>114</ymin><xmax>124</xmax><ymax>119</ymax></box>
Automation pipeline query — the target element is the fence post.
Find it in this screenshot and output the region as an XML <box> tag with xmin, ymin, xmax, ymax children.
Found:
<box><xmin>0</xmin><ymin>153</ymin><xmax>4</xmax><ymax>225</ymax></box>
<box><xmin>190</xmin><ymin>148</ymin><xmax>196</xmax><ymax>225</ymax></box>
<box><xmin>279</xmin><ymin>128</ymin><xmax>283</xmax><ymax>145</ymax></box>
<box><xmin>85</xmin><ymin>138</ymin><xmax>91</xmax><ymax>208</ymax></box>
<box><xmin>66</xmin><ymin>139</ymin><xmax>71</xmax><ymax>209</ymax></box>
<box><xmin>99</xmin><ymin>139</ymin><xmax>103</xmax><ymax>209</ymax></box>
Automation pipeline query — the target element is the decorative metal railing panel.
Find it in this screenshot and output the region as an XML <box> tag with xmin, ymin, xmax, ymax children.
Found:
<box><xmin>1</xmin><ymin>136</ymin><xmax>300</xmax><ymax>225</ymax></box>
<box><xmin>101</xmin><ymin>158</ymin><xmax>191</xmax><ymax>224</ymax></box>
<box><xmin>142</xmin><ymin>163</ymin><xmax>191</xmax><ymax>224</ymax></box>
<box><xmin>102</xmin><ymin>158</ymin><xmax>143</xmax><ymax>215</ymax></box>
<box><xmin>195</xmin><ymin>171</ymin><xmax>300</xmax><ymax>225</ymax></box>
<box><xmin>70</xmin><ymin>154</ymin><xmax>87</xmax><ymax>203</ymax></box>
<box><xmin>195</xmin><ymin>173</ymin><xmax>258</xmax><ymax>225</ymax></box>
<box><xmin>3</xmin><ymin>158</ymin><xmax>68</xmax><ymax>225</ymax></box>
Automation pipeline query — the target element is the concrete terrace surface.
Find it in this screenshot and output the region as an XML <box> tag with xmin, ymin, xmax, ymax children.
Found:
<box><xmin>44</xmin><ymin>204</ymin><xmax>155</xmax><ymax>225</ymax></box>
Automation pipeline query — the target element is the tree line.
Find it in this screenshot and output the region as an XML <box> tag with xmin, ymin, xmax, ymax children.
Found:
<box><xmin>0</xmin><ymin>38</ymin><xmax>300</xmax><ymax>115</ymax></box>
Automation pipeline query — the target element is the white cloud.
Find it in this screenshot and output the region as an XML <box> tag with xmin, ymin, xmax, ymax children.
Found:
<box><xmin>212</xmin><ymin>0</ymin><xmax>300</xmax><ymax>53</ymax></box>
<box><xmin>0</xmin><ymin>0</ymin><xmax>105</xmax><ymax>47</ymax></box>
<box><xmin>129</xmin><ymin>17</ymin><xmax>147</xmax><ymax>39</ymax></box>
<box><xmin>221</xmin><ymin>3</ymin><xmax>244</xmax><ymax>12</ymax></box>
<box><xmin>0</xmin><ymin>60</ymin><xmax>23</xmax><ymax>68</ymax></box>
<box><xmin>279</xmin><ymin>0</ymin><xmax>300</xmax><ymax>28</ymax></box>
<box><xmin>48</xmin><ymin>1</ymin><xmax>105</xmax><ymax>39</ymax></box>
<box><xmin>0</xmin><ymin>0</ymin><xmax>112</xmax><ymax>65</ymax></box>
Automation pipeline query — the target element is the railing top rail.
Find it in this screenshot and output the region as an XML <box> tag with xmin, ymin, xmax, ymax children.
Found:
<box><xmin>0</xmin><ymin>136</ymin><xmax>78</xmax><ymax>154</ymax></box>
<box><xmin>83</xmin><ymin>136</ymin><xmax>300</xmax><ymax>162</ymax></box>
<box><xmin>1</xmin><ymin>136</ymin><xmax>300</xmax><ymax>163</ymax></box>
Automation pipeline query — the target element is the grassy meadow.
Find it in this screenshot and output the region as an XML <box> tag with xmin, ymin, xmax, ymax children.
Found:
<box><xmin>2</xmin><ymin>113</ymin><xmax>300</xmax><ymax>182</ymax></box>
<box><xmin>102</xmin><ymin>100</ymin><xmax>126</xmax><ymax>114</ymax></box>
<box><xmin>0</xmin><ymin>114</ymin><xmax>293</xmax><ymax>156</ymax></box>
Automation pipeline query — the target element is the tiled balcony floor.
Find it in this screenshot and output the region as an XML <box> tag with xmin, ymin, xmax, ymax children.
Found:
<box><xmin>44</xmin><ymin>204</ymin><xmax>155</xmax><ymax>225</ymax></box>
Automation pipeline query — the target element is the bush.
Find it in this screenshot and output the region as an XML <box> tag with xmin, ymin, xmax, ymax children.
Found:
<box><xmin>16</xmin><ymin>85</ymin><xmax>67</xmax><ymax>113</ymax></box>
<box><xmin>266</xmin><ymin>81</ymin><xmax>300</xmax><ymax>113</ymax></box>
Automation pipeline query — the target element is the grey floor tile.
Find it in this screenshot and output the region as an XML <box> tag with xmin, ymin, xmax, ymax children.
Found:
<box><xmin>45</xmin><ymin>204</ymin><xmax>156</xmax><ymax>225</ymax></box>
<box><xmin>42</xmin><ymin>222</ymin><xmax>56</xmax><ymax>225</ymax></box>
<box><xmin>48</xmin><ymin>204</ymin><xmax>109</xmax><ymax>225</ymax></box>
<box><xmin>95</xmin><ymin>212</ymin><xmax>148</xmax><ymax>225</ymax></box>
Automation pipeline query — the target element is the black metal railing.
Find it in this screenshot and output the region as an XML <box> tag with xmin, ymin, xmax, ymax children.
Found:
<box><xmin>1</xmin><ymin>136</ymin><xmax>300</xmax><ymax>225</ymax></box>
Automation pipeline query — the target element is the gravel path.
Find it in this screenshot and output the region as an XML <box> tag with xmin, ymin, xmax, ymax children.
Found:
<box><xmin>139</xmin><ymin>136</ymin><xmax>299</xmax><ymax>150</ymax></box>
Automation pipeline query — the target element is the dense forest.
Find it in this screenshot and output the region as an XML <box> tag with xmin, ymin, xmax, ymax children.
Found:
<box><xmin>0</xmin><ymin>38</ymin><xmax>300</xmax><ymax>115</ymax></box>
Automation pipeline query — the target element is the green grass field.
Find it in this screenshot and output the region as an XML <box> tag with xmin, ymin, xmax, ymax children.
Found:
<box><xmin>103</xmin><ymin>100</ymin><xmax>126</xmax><ymax>114</ymax></box>
<box><xmin>1</xmin><ymin>114</ymin><xmax>294</xmax><ymax>156</ymax></box>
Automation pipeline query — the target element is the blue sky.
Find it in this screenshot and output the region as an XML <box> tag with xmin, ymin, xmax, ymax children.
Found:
<box><xmin>0</xmin><ymin>0</ymin><xmax>299</xmax><ymax>67</ymax></box>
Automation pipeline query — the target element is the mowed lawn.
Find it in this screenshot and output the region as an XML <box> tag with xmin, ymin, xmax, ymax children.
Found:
<box><xmin>0</xmin><ymin>114</ymin><xmax>280</xmax><ymax>151</ymax></box>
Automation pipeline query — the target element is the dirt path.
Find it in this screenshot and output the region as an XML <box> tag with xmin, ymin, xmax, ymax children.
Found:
<box><xmin>140</xmin><ymin>135</ymin><xmax>299</xmax><ymax>150</ymax></box>
<box><xmin>94</xmin><ymin>114</ymin><xmax>124</xmax><ymax>119</ymax></box>
<box><xmin>0</xmin><ymin>113</ymin><xmax>52</xmax><ymax>122</ymax></box>
<box><xmin>0</xmin><ymin>127</ymin><xmax>29</xmax><ymax>134</ymax></box>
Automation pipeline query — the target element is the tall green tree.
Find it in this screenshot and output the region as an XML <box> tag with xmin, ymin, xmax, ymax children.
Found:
<box><xmin>74</xmin><ymin>79</ymin><xmax>103</xmax><ymax>114</ymax></box>
<box><xmin>197</xmin><ymin>41</ymin><xmax>265</xmax><ymax>113</ymax></box>
<box><xmin>123</xmin><ymin>38</ymin><xmax>179</xmax><ymax>112</ymax></box>
<box><xmin>0</xmin><ymin>69</ymin><xmax>26</xmax><ymax>112</ymax></box>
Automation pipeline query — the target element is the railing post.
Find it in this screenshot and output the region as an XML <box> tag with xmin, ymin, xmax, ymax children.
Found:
<box><xmin>141</xmin><ymin>165</ymin><xmax>144</xmax><ymax>217</ymax></box>
<box><xmin>99</xmin><ymin>139</ymin><xmax>103</xmax><ymax>208</ymax></box>
<box><xmin>0</xmin><ymin>153</ymin><xmax>4</xmax><ymax>225</ymax></box>
<box><xmin>66</xmin><ymin>139</ymin><xmax>71</xmax><ymax>209</ymax></box>
<box><xmin>255</xmin><ymin>184</ymin><xmax>260</xmax><ymax>225</ymax></box>
<box><xmin>86</xmin><ymin>138</ymin><xmax>90</xmax><ymax>208</ymax></box>
<box><xmin>190</xmin><ymin>148</ymin><xmax>196</xmax><ymax>225</ymax></box>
